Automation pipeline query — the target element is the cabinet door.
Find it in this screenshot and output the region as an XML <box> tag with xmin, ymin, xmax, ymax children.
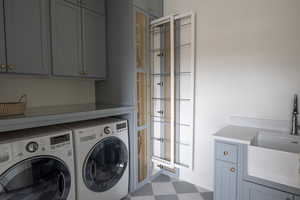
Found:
<box><xmin>81</xmin><ymin>0</ymin><xmax>105</xmax><ymax>14</ymax></box>
<box><xmin>82</xmin><ymin>9</ymin><xmax>106</xmax><ymax>79</ymax></box>
<box><xmin>0</xmin><ymin>0</ymin><xmax>6</xmax><ymax>73</ymax></box>
<box><xmin>4</xmin><ymin>0</ymin><xmax>50</xmax><ymax>75</ymax></box>
<box><xmin>215</xmin><ymin>161</ymin><xmax>237</xmax><ymax>200</ymax></box>
<box><xmin>51</xmin><ymin>0</ymin><xmax>83</xmax><ymax>77</ymax></box>
<box><xmin>243</xmin><ymin>182</ymin><xmax>294</xmax><ymax>200</ymax></box>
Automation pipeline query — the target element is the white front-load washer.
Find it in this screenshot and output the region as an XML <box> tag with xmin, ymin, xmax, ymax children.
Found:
<box><xmin>0</xmin><ymin>126</ymin><xmax>76</xmax><ymax>200</ymax></box>
<box><xmin>66</xmin><ymin>118</ymin><xmax>129</xmax><ymax>200</ymax></box>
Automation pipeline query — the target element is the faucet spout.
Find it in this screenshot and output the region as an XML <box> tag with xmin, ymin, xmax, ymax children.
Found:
<box><xmin>291</xmin><ymin>94</ymin><xmax>299</xmax><ymax>135</ymax></box>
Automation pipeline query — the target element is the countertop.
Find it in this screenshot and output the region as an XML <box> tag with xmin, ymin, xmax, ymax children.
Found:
<box><xmin>0</xmin><ymin>104</ymin><xmax>135</xmax><ymax>132</ymax></box>
<box><xmin>214</xmin><ymin>125</ymin><xmax>259</xmax><ymax>145</ymax></box>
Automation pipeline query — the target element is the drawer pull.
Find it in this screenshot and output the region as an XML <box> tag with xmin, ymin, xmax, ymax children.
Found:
<box><xmin>157</xmin><ymin>110</ymin><xmax>164</xmax><ymax>115</ymax></box>
<box><xmin>224</xmin><ymin>151</ymin><xmax>229</xmax><ymax>156</ymax></box>
<box><xmin>230</xmin><ymin>168</ymin><xmax>236</xmax><ymax>172</ymax></box>
<box><xmin>157</xmin><ymin>82</ymin><xmax>164</xmax><ymax>86</ymax></box>
<box><xmin>157</xmin><ymin>52</ymin><xmax>164</xmax><ymax>57</ymax></box>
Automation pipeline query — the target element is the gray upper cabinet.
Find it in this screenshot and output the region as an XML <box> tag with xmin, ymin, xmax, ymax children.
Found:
<box><xmin>215</xmin><ymin>160</ymin><xmax>237</xmax><ymax>200</ymax></box>
<box><xmin>82</xmin><ymin>9</ymin><xmax>106</xmax><ymax>79</ymax></box>
<box><xmin>81</xmin><ymin>0</ymin><xmax>105</xmax><ymax>14</ymax></box>
<box><xmin>0</xmin><ymin>0</ymin><xmax>6</xmax><ymax>73</ymax></box>
<box><xmin>51</xmin><ymin>0</ymin><xmax>83</xmax><ymax>77</ymax></box>
<box><xmin>4</xmin><ymin>0</ymin><xmax>50</xmax><ymax>75</ymax></box>
<box><xmin>243</xmin><ymin>182</ymin><xmax>294</xmax><ymax>200</ymax></box>
<box><xmin>51</xmin><ymin>0</ymin><xmax>106</xmax><ymax>79</ymax></box>
<box><xmin>133</xmin><ymin>0</ymin><xmax>163</xmax><ymax>17</ymax></box>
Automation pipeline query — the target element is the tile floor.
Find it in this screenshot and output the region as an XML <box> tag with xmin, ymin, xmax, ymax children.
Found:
<box><xmin>126</xmin><ymin>174</ymin><xmax>213</xmax><ymax>200</ymax></box>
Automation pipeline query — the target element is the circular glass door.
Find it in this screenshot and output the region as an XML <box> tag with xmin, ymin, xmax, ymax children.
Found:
<box><xmin>83</xmin><ymin>137</ymin><xmax>128</xmax><ymax>192</ymax></box>
<box><xmin>0</xmin><ymin>156</ymin><xmax>71</xmax><ymax>200</ymax></box>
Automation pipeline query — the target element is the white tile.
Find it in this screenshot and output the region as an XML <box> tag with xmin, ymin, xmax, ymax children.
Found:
<box><xmin>178</xmin><ymin>193</ymin><xmax>204</xmax><ymax>200</ymax></box>
<box><xmin>131</xmin><ymin>196</ymin><xmax>156</xmax><ymax>200</ymax></box>
<box><xmin>152</xmin><ymin>182</ymin><xmax>176</xmax><ymax>195</ymax></box>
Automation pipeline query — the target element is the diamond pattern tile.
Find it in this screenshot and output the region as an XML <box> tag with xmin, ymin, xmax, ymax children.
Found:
<box><xmin>126</xmin><ymin>174</ymin><xmax>213</xmax><ymax>200</ymax></box>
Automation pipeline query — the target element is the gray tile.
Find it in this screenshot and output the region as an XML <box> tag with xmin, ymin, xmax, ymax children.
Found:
<box><xmin>152</xmin><ymin>182</ymin><xmax>176</xmax><ymax>195</ymax></box>
<box><xmin>197</xmin><ymin>186</ymin><xmax>211</xmax><ymax>193</ymax></box>
<box><xmin>172</xmin><ymin>182</ymin><xmax>199</xmax><ymax>194</ymax></box>
<box><xmin>131</xmin><ymin>196</ymin><xmax>156</xmax><ymax>200</ymax></box>
<box><xmin>155</xmin><ymin>194</ymin><xmax>179</xmax><ymax>200</ymax></box>
<box><xmin>200</xmin><ymin>192</ymin><xmax>213</xmax><ymax>200</ymax></box>
<box><xmin>152</xmin><ymin>174</ymin><xmax>172</xmax><ymax>183</ymax></box>
<box><xmin>132</xmin><ymin>183</ymin><xmax>153</xmax><ymax>196</ymax></box>
<box><xmin>178</xmin><ymin>193</ymin><xmax>205</xmax><ymax>200</ymax></box>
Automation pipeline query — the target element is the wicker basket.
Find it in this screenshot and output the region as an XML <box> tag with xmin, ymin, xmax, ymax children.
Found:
<box><xmin>0</xmin><ymin>95</ymin><xmax>27</xmax><ymax>116</ymax></box>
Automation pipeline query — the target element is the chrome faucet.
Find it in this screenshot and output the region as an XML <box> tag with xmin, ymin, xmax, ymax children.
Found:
<box><xmin>291</xmin><ymin>94</ymin><xmax>299</xmax><ymax>135</ymax></box>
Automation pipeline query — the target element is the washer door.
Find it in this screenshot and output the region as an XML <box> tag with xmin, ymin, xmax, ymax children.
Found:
<box><xmin>0</xmin><ymin>156</ymin><xmax>71</xmax><ymax>200</ymax></box>
<box><xmin>83</xmin><ymin>137</ymin><xmax>128</xmax><ymax>192</ymax></box>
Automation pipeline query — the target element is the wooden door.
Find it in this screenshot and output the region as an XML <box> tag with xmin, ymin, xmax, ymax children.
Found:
<box><xmin>4</xmin><ymin>0</ymin><xmax>50</xmax><ymax>75</ymax></box>
<box><xmin>51</xmin><ymin>0</ymin><xmax>83</xmax><ymax>77</ymax></box>
<box><xmin>0</xmin><ymin>0</ymin><xmax>6</xmax><ymax>73</ymax></box>
<box><xmin>243</xmin><ymin>182</ymin><xmax>294</xmax><ymax>200</ymax></box>
<box><xmin>215</xmin><ymin>161</ymin><xmax>238</xmax><ymax>200</ymax></box>
<box><xmin>82</xmin><ymin>8</ymin><xmax>106</xmax><ymax>79</ymax></box>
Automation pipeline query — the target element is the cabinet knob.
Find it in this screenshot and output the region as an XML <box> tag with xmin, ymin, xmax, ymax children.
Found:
<box><xmin>224</xmin><ymin>151</ymin><xmax>229</xmax><ymax>156</ymax></box>
<box><xmin>230</xmin><ymin>168</ymin><xmax>236</xmax><ymax>172</ymax></box>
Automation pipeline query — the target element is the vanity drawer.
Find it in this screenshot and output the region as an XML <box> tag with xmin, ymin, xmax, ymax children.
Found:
<box><xmin>216</xmin><ymin>142</ymin><xmax>238</xmax><ymax>163</ymax></box>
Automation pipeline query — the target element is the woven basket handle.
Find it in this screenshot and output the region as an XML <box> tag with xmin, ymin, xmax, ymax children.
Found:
<box><xmin>18</xmin><ymin>95</ymin><xmax>27</xmax><ymax>104</ymax></box>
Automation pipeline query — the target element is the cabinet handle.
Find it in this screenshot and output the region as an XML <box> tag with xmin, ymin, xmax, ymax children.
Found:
<box><xmin>79</xmin><ymin>71</ymin><xmax>85</xmax><ymax>75</ymax></box>
<box><xmin>230</xmin><ymin>168</ymin><xmax>236</xmax><ymax>172</ymax></box>
<box><xmin>0</xmin><ymin>64</ymin><xmax>6</xmax><ymax>69</ymax></box>
<box><xmin>157</xmin><ymin>82</ymin><xmax>164</xmax><ymax>86</ymax></box>
<box><xmin>157</xmin><ymin>52</ymin><xmax>164</xmax><ymax>57</ymax></box>
<box><xmin>224</xmin><ymin>151</ymin><xmax>229</xmax><ymax>156</ymax></box>
<box><xmin>157</xmin><ymin>110</ymin><xmax>164</xmax><ymax>115</ymax></box>
<box><xmin>7</xmin><ymin>64</ymin><xmax>16</xmax><ymax>70</ymax></box>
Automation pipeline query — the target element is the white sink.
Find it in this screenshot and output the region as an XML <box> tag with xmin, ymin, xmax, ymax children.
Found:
<box><xmin>248</xmin><ymin>131</ymin><xmax>300</xmax><ymax>188</ymax></box>
<box><xmin>252</xmin><ymin>130</ymin><xmax>300</xmax><ymax>153</ymax></box>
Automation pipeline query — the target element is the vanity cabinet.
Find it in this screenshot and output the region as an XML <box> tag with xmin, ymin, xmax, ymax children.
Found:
<box><xmin>215</xmin><ymin>160</ymin><xmax>238</xmax><ymax>200</ymax></box>
<box><xmin>0</xmin><ymin>0</ymin><xmax>5</xmax><ymax>73</ymax></box>
<box><xmin>51</xmin><ymin>0</ymin><xmax>106</xmax><ymax>79</ymax></box>
<box><xmin>215</xmin><ymin>142</ymin><xmax>238</xmax><ymax>200</ymax></box>
<box><xmin>1</xmin><ymin>0</ymin><xmax>50</xmax><ymax>75</ymax></box>
<box><xmin>243</xmin><ymin>182</ymin><xmax>294</xmax><ymax>200</ymax></box>
<box><xmin>132</xmin><ymin>0</ymin><xmax>163</xmax><ymax>17</ymax></box>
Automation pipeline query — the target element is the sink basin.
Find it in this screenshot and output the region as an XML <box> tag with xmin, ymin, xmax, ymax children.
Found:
<box><xmin>248</xmin><ymin>131</ymin><xmax>300</xmax><ymax>188</ymax></box>
<box><xmin>252</xmin><ymin>130</ymin><xmax>300</xmax><ymax>153</ymax></box>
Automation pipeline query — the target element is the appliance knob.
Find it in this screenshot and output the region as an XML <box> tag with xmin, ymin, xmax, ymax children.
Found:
<box><xmin>104</xmin><ymin>127</ymin><xmax>112</xmax><ymax>135</ymax></box>
<box><xmin>26</xmin><ymin>142</ymin><xmax>39</xmax><ymax>153</ymax></box>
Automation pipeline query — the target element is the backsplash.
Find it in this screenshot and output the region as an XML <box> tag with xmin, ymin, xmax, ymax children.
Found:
<box><xmin>0</xmin><ymin>77</ymin><xmax>95</xmax><ymax>108</ymax></box>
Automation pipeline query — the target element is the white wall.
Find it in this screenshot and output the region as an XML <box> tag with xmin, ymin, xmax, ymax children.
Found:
<box><xmin>165</xmin><ymin>0</ymin><xmax>300</xmax><ymax>190</ymax></box>
<box><xmin>0</xmin><ymin>77</ymin><xmax>95</xmax><ymax>108</ymax></box>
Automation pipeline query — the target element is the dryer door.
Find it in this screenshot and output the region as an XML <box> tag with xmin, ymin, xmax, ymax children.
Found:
<box><xmin>83</xmin><ymin>136</ymin><xmax>128</xmax><ymax>192</ymax></box>
<box><xmin>0</xmin><ymin>156</ymin><xmax>71</xmax><ymax>200</ymax></box>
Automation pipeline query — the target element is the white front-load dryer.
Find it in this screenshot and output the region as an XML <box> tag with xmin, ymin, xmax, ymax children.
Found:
<box><xmin>66</xmin><ymin>118</ymin><xmax>129</xmax><ymax>200</ymax></box>
<box><xmin>0</xmin><ymin>126</ymin><xmax>76</xmax><ymax>200</ymax></box>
